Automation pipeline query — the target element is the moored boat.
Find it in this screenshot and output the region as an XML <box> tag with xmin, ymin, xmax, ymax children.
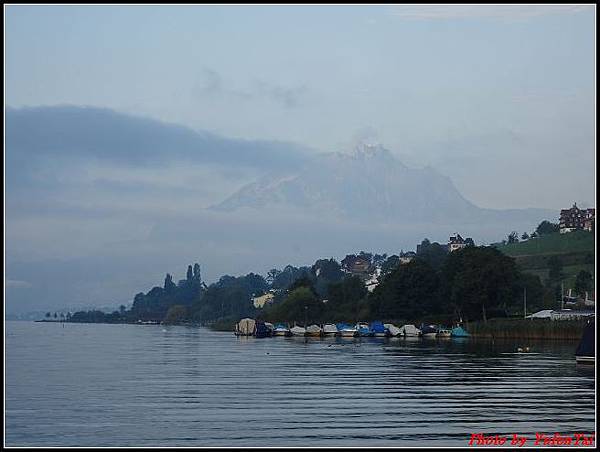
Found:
<box><xmin>356</xmin><ymin>322</ymin><xmax>372</xmax><ymax>337</ymax></box>
<box><xmin>305</xmin><ymin>324</ymin><xmax>322</xmax><ymax>337</ymax></box>
<box><xmin>399</xmin><ymin>324</ymin><xmax>421</xmax><ymax>337</ymax></box>
<box><xmin>575</xmin><ymin>320</ymin><xmax>595</xmax><ymax>364</ymax></box>
<box><xmin>235</xmin><ymin>318</ymin><xmax>256</xmax><ymax>336</ymax></box>
<box><xmin>437</xmin><ymin>328</ymin><xmax>452</xmax><ymax>338</ymax></box>
<box><xmin>370</xmin><ymin>321</ymin><xmax>388</xmax><ymax>337</ymax></box>
<box><xmin>255</xmin><ymin>321</ymin><xmax>273</xmax><ymax>338</ymax></box>
<box><xmin>420</xmin><ymin>324</ymin><xmax>438</xmax><ymax>338</ymax></box>
<box><xmin>290</xmin><ymin>325</ymin><xmax>306</xmax><ymax>336</ymax></box>
<box><xmin>451</xmin><ymin>325</ymin><xmax>470</xmax><ymax>337</ymax></box>
<box><xmin>384</xmin><ymin>323</ymin><xmax>402</xmax><ymax>337</ymax></box>
<box><xmin>337</xmin><ymin>323</ymin><xmax>357</xmax><ymax>337</ymax></box>
<box><xmin>273</xmin><ymin>323</ymin><xmax>291</xmax><ymax>336</ymax></box>
<box><xmin>322</xmin><ymin>323</ymin><xmax>339</xmax><ymax>336</ymax></box>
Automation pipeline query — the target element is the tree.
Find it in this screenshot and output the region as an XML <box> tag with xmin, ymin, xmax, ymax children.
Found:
<box><xmin>574</xmin><ymin>270</ymin><xmax>593</xmax><ymax>298</ymax></box>
<box><xmin>507</xmin><ymin>231</ymin><xmax>519</xmax><ymax>244</ymax></box>
<box><xmin>164</xmin><ymin>273</ymin><xmax>176</xmax><ymax>292</ymax></box>
<box><xmin>381</xmin><ymin>255</ymin><xmax>400</xmax><ymax>275</ymax></box>
<box><xmin>521</xmin><ymin>232</ymin><xmax>529</xmax><ymax>240</ymax></box>
<box><xmin>186</xmin><ymin>265</ymin><xmax>193</xmax><ymax>281</ymax></box>
<box><xmin>370</xmin><ymin>259</ymin><xmax>442</xmax><ymax>322</ymax></box>
<box><xmin>45</xmin><ymin>312</ymin><xmax>51</xmax><ymax>319</ymax></box>
<box><xmin>266</xmin><ymin>268</ymin><xmax>281</xmax><ymax>284</ymax></box>
<box><xmin>442</xmin><ymin>247</ymin><xmax>520</xmax><ymax>322</ymax></box>
<box><xmin>53</xmin><ymin>312</ymin><xmax>58</xmax><ymax>319</ymax></box>
<box><xmin>193</xmin><ymin>263</ymin><xmax>201</xmax><ymax>281</ymax></box>
<box><xmin>536</xmin><ymin>220</ymin><xmax>559</xmax><ymax>236</ymax></box>
<box><xmin>264</xmin><ymin>287</ymin><xmax>322</xmax><ymax>324</ymax></box>
<box><xmin>163</xmin><ymin>305</ymin><xmax>189</xmax><ymax>324</ymax></box>
<box><xmin>416</xmin><ymin>240</ymin><xmax>448</xmax><ymax>271</ymax></box>
<box><xmin>326</xmin><ymin>276</ymin><xmax>368</xmax><ymax>322</ymax></box>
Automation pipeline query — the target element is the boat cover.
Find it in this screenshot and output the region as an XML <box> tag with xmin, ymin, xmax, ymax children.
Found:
<box><xmin>236</xmin><ymin>318</ymin><xmax>256</xmax><ymax>335</ymax></box>
<box><xmin>451</xmin><ymin>326</ymin><xmax>470</xmax><ymax>337</ymax></box>
<box><xmin>369</xmin><ymin>321</ymin><xmax>386</xmax><ymax>334</ymax></box>
<box><xmin>575</xmin><ymin>321</ymin><xmax>595</xmax><ymax>357</ymax></box>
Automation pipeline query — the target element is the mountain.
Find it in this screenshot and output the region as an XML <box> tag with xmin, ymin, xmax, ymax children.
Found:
<box><xmin>211</xmin><ymin>142</ymin><xmax>554</xmax><ymax>227</ymax></box>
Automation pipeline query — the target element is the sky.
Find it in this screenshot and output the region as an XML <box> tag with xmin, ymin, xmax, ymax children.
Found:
<box><xmin>4</xmin><ymin>4</ymin><xmax>597</xmax><ymax>314</ymax></box>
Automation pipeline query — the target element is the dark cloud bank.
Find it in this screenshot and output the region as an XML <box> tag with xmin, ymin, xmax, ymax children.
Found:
<box><xmin>5</xmin><ymin>106</ymin><xmax>555</xmax><ymax>315</ymax></box>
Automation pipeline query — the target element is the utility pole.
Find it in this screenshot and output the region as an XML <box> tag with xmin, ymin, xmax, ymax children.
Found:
<box><xmin>523</xmin><ymin>287</ymin><xmax>527</xmax><ymax>319</ymax></box>
<box><xmin>561</xmin><ymin>282</ymin><xmax>564</xmax><ymax>310</ymax></box>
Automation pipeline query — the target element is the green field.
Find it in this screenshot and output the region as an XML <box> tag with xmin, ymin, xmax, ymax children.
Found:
<box><xmin>494</xmin><ymin>230</ymin><xmax>595</xmax><ymax>290</ymax></box>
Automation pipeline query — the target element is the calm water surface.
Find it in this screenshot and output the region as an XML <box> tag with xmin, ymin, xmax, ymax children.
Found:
<box><xmin>5</xmin><ymin>321</ymin><xmax>595</xmax><ymax>447</ymax></box>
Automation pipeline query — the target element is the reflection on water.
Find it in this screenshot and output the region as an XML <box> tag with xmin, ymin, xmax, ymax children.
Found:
<box><xmin>5</xmin><ymin>321</ymin><xmax>595</xmax><ymax>447</ymax></box>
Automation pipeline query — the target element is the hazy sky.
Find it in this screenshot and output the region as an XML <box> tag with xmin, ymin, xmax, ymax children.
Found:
<box><xmin>5</xmin><ymin>4</ymin><xmax>595</xmax><ymax>209</ymax></box>
<box><xmin>4</xmin><ymin>5</ymin><xmax>597</xmax><ymax>314</ymax></box>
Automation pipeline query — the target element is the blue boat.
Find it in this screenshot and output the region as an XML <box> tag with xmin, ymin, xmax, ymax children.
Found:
<box><xmin>356</xmin><ymin>322</ymin><xmax>372</xmax><ymax>337</ymax></box>
<box><xmin>255</xmin><ymin>321</ymin><xmax>273</xmax><ymax>338</ymax></box>
<box><xmin>336</xmin><ymin>323</ymin><xmax>357</xmax><ymax>337</ymax></box>
<box><xmin>451</xmin><ymin>326</ymin><xmax>470</xmax><ymax>337</ymax></box>
<box><xmin>369</xmin><ymin>321</ymin><xmax>387</xmax><ymax>337</ymax></box>
<box><xmin>420</xmin><ymin>324</ymin><xmax>438</xmax><ymax>338</ymax></box>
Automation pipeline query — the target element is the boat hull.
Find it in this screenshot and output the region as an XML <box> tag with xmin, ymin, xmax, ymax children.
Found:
<box><xmin>340</xmin><ymin>330</ymin><xmax>357</xmax><ymax>337</ymax></box>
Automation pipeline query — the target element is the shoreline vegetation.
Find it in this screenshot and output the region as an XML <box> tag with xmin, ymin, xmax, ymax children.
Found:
<box><xmin>60</xmin><ymin>227</ymin><xmax>593</xmax><ymax>341</ymax></box>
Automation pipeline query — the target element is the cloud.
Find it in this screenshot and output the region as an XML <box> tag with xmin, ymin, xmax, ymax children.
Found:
<box><xmin>6</xmin><ymin>280</ymin><xmax>32</xmax><ymax>289</ymax></box>
<box><xmin>195</xmin><ymin>67</ymin><xmax>308</xmax><ymax>109</ymax></box>
<box><xmin>5</xmin><ymin>105</ymin><xmax>313</xmax><ymax>171</ymax></box>
<box><xmin>389</xmin><ymin>5</ymin><xmax>593</xmax><ymax>21</ymax></box>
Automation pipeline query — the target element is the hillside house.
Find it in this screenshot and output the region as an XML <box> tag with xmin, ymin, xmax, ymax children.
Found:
<box><xmin>399</xmin><ymin>251</ymin><xmax>416</xmax><ymax>264</ymax></box>
<box><xmin>560</xmin><ymin>203</ymin><xmax>595</xmax><ymax>233</ymax></box>
<box><xmin>447</xmin><ymin>233</ymin><xmax>474</xmax><ymax>252</ymax></box>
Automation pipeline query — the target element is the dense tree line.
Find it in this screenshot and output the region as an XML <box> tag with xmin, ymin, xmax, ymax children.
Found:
<box><xmin>69</xmin><ymin>238</ymin><xmax>559</xmax><ymax>326</ymax></box>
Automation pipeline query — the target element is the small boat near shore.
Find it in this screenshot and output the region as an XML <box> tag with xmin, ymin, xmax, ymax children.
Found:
<box><xmin>255</xmin><ymin>321</ymin><xmax>273</xmax><ymax>338</ymax></box>
<box><xmin>451</xmin><ymin>325</ymin><xmax>470</xmax><ymax>337</ymax></box>
<box><xmin>420</xmin><ymin>324</ymin><xmax>438</xmax><ymax>338</ymax></box>
<box><xmin>305</xmin><ymin>324</ymin><xmax>322</xmax><ymax>337</ymax></box>
<box><xmin>384</xmin><ymin>323</ymin><xmax>402</xmax><ymax>337</ymax></box>
<box><xmin>575</xmin><ymin>321</ymin><xmax>594</xmax><ymax>364</ymax></box>
<box><xmin>235</xmin><ymin>318</ymin><xmax>256</xmax><ymax>336</ymax></box>
<box><xmin>290</xmin><ymin>325</ymin><xmax>306</xmax><ymax>336</ymax></box>
<box><xmin>322</xmin><ymin>323</ymin><xmax>339</xmax><ymax>336</ymax></box>
<box><xmin>370</xmin><ymin>321</ymin><xmax>388</xmax><ymax>337</ymax></box>
<box><xmin>437</xmin><ymin>328</ymin><xmax>452</xmax><ymax>338</ymax></box>
<box><xmin>400</xmin><ymin>324</ymin><xmax>421</xmax><ymax>337</ymax></box>
<box><xmin>273</xmin><ymin>323</ymin><xmax>291</xmax><ymax>336</ymax></box>
<box><xmin>337</xmin><ymin>323</ymin><xmax>358</xmax><ymax>337</ymax></box>
<box><xmin>357</xmin><ymin>322</ymin><xmax>372</xmax><ymax>337</ymax></box>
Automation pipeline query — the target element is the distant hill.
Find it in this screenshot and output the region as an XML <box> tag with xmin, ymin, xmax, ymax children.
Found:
<box><xmin>494</xmin><ymin>231</ymin><xmax>595</xmax><ymax>290</ymax></box>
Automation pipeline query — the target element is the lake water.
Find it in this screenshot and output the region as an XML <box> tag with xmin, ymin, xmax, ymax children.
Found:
<box><xmin>5</xmin><ymin>321</ymin><xmax>596</xmax><ymax>447</ymax></box>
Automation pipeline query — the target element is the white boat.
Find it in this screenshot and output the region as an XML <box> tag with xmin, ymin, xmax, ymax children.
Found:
<box><xmin>399</xmin><ymin>324</ymin><xmax>421</xmax><ymax>337</ymax></box>
<box><xmin>235</xmin><ymin>318</ymin><xmax>256</xmax><ymax>336</ymax></box>
<box><xmin>437</xmin><ymin>328</ymin><xmax>452</xmax><ymax>338</ymax></box>
<box><xmin>290</xmin><ymin>325</ymin><xmax>306</xmax><ymax>336</ymax></box>
<box><xmin>384</xmin><ymin>323</ymin><xmax>402</xmax><ymax>337</ymax></box>
<box><xmin>305</xmin><ymin>324</ymin><xmax>322</xmax><ymax>337</ymax></box>
<box><xmin>337</xmin><ymin>323</ymin><xmax>357</xmax><ymax>337</ymax></box>
<box><xmin>273</xmin><ymin>323</ymin><xmax>291</xmax><ymax>336</ymax></box>
<box><xmin>322</xmin><ymin>323</ymin><xmax>339</xmax><ymax>336</ymax></box>
<box><xmin>420</xmin><ymin>324</ymin><xmax>438</xmax><ymax>338</ymax></box>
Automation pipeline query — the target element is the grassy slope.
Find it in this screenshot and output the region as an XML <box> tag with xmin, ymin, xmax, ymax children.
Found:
<box><xmin>494</xmin><ymin>231</ymin><xmax>595</xmax><ymax>289</ymax></box>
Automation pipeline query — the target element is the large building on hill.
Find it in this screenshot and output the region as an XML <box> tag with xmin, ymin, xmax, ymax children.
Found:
<box><xmin>447</xmin><ymin>233</ymin><xmax>475</xmax><ymax>252</ymax></box>
<box><xmin>560</xmin><ymin>203</ymin><xmax>595</xmax><ymax>233</ymax></box>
